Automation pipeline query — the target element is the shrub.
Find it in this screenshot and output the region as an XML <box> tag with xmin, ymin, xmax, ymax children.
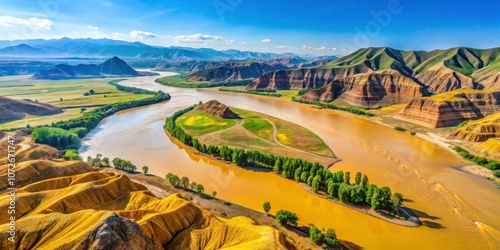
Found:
<box><xmin>31</xmin><ymin>127</ymin><xmax>80</xmax><ymax>150</ymax></box>
<box><xmin>493</xmin><ymin>170</ymin><xmax>500</xmax><ymax>178</ymax></box>
<box><xmin>486</xmin><ymin>161</ymin><xmax>500</xmax><ymax>170</ymax></box>
<box><xmin>309</xmin><ymin>224</ymin><xmax>322</xmax><ymax>243</ymax></box>
<box><xmin>394</xmin><ymin>126</ymin><xmax>407</xmax><ymax>131</ymax></box>
<box><xmin>410</xmin><ymin>131</ymin><xmax>416</xmax><ymax>135</ymax></box>
<box><xmin>63</xmin><ymin>149</ymin><xmax>81</xmax><ymax>160</ymax></box>
<box><xmin>275</xmin><ymin>210</ymin><xmax>298</xmax><ymax>226</ymax></box>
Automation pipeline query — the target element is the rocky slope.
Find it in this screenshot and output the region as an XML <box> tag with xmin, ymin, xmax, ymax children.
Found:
<box><xmin>449</xmin><ymin>113</ymin><xmax>500</xmax><ymax>142</ymax></box>
<box><xmin>470</xmin><ymin>138</ymin><xmax>500</xmax><ymax>159</ymax></box>
<box><xmin>197</xmin><ymin>100</ymin><xmax>239</xmax><ymax>118</ymax></box>
<box><xmin>299</xmin><ymin>70</ymin><xmax>424</xmax><ymax>106</ymax></box>
<box><xmin>186</xmin><ymin>58</ymin><xmax>303</xmax><ymax>82</ymax></box>
<box><xmin>31</xmin><ymin>56</ymin><xmax>156</xmax><ymax>80</ymax></box>
<box><xmin>247</xmin><ymin>47</ymin><xmax>500</xmax><ymax>105</ymax></box>
<box><xmin>0</xmin><ymin>132</ymin><xmax>293</xmax><ymax>250</ymax></box>
<box><xmin>395</xmin><ymin>90</ymin><xmax>500</xmax><ymax>128</ymax></box>
<box><xmin>0</xmin><ymin>96</ymin><xmax>63</xmax><ymax>122</ymax></box>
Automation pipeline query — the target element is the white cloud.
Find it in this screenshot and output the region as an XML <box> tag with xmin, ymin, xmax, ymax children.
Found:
<box><xmin>332</xmin><ymin>47</ymin><xmax>337</xmax><ymax>51</ymax></box>
<box><xmin>315</xmin><ymin>46</ymin><xmax>328</xmax><ymax>51</ymax></box>
<box><xmin>302</xmin><ymin>45</ymin><xmax>312</xmax><ymax>50</ymax></box>
<box><xmin>240</xmin><ymin>41</ymin><xmax>248</xmax><ymax>45</ymax></box>
<box><xmin>72</xmin><ymin>31</ymin><xmax>78</xmax><ymax>34</ymax></box>
<box><xmin>274</xmin><ymin>45</ymin><xmax>288</xmax><ymax>49</ymax></box>
<box><xmin>0</xmin><ymin>16</ymin><xmax>52</xmax><ymax>29</ymax></box>
<box><xmin>28</xmin><ymin>18</ymin><xmax>52</xmax><ymax>29</ymax></box>
<box><xmin>112</xmin><ymin>32</ymin><xmax>127</xmax><ymax>39</ymax></box>
<box><xmin>261</xmin><ymin>38</ymin><xmax>272</xmax><ymax>43</ymax></box>
<box><xmin>130</xmin><ymin>30</ymin><xmax>160</xmax><ymax>39</ymax></box>
<box><xmin>228</xmin><ymin>39</ymin><xmax>235</xmax><ymax>43</ymax></box>
<box><xmin>172</xmin><ymin>33</ymin><xmax>223</xmax><ymax>43</ymax></box>
<box><xmin>88</xmin><ymin>25</ymin><xmax>99</xmax><ymax>30</ymax></box>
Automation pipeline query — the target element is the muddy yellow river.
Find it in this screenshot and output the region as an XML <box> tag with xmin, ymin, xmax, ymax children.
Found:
<box><xmin>80</xmin><ymin>73</ymin><xmax>500</xmax><ymax>249</ymax></box>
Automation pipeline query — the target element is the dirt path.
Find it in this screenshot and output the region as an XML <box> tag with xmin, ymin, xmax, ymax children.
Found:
<box><xmin>197</xmin><ymin>119</ymin><xmax>245</xmax><ymax>143</ymax></box>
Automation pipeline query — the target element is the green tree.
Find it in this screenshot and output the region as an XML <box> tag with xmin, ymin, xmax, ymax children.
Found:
<box><xmin>212</xmin><ymin>191</ymin><xmax>217</xmax><ymax>198</ymax></box>
<box><xmin>63</xmin><ymin>150</ymin><xmax>81</xmax><ymax>160</ymax></box>
<box><xmin>312</xmin><ymin>175</ymin><xmax>322</xmax><ymax>193</ymax></box>
<box><xmin>307</xmin><ymin>175</ymin><xmax>314</xmax><ymax>186</ymax></box>
<box><xmin>89</xmin><ymin>89</ymin><xmax>95</xmax><ymax>95</ymax></box>
<box><xmin>189</xmin><ymin>181</ymin><xmax>197</xmax><ymax>190</ymax></box>
<box><xmin>194</xmin><ymin>184</ymin><xmax>204</xmax><ymax>194</ymax></box>
<box><xmin>101</xmin><ymin>157</ymin><xmax>109</xmax><ymax>167</ymax></box>
<box><xmin>300</xmin><ymin>172</ymin><xmax>309</xmax><ymax>182</ymax></box>
<box><xmin>392</xmin><ymin>192</ymin><xmax>404</xmax><ymax>214</ymax></box>
<box><xmin>371</xmin><ymin>186</ymin><xmax>392</xmax><ymax>211</ymax></box>
<box><xmin>362</xmin><ymin>174</ymin><xmax>369</xmax><ymax>188</ymax></box>
<box><xmin>181</xmin><ymin>176</ymin><xmax>190</xmax><ymax>189</ymax></box>
<box><xmin>324</xmin><ymin>228</ymin><xmax>341</xmax><ymax>247</ymax></box>
<box><xmin>263</xmin><ymin>201</ymin><xmax>271</xmax><ymax>215</ymax></box>
<box><xmin>273</xmin><ymin>158</ymin><xmax>283</xmax><ymax>173</ymax></box>
<box><xmin>168</xmin><ymin>174</ymin><xmax>180</xmax><ymax>187</ymax></box>
<box><xmin>309</xmin><ymin>224</ymin><xmax>322</xmax><ymax>243</ymax></box>
<box><xmin>344</xmin><ymin>171</ymin><xmax>350</xmax><ymax>184</ymax></box>
<box><xmin>80</xmin><ymin>107</ymin><xmax>87</xmax><ymax>112</ymax></box>
<box><xmin>355</xmin><ymin>172</ymin><xmax>362</xmax><ymax>185</ymax></box>
<box><xmin>275</xmin><ymin>210</ymin><xmax>298</xmax><ymax>226</ymax></box>
<box><xmin>365</xmin><ymin>184</ymin><xmax>378</xmax><ymax>204</ymax></box>
<box><xmin>142</xmin><ymin>166</ymin><xmax>149</xmax><ymax>175</ymax></box>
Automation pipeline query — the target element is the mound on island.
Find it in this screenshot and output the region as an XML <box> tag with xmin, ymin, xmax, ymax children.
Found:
<box><xmin>0</xmin><ymin>132</ymin><xmax>293</xmax><ymax>250</ymax></box>
<box><xmin>0</xmin><ymin>96</ymin><xmax>63</xmax><ymax>122</ymax></box>
<box><xmin>197</xmin><ymin>100</ymin><xmax>239</xmax><ymax>118</ymax></box>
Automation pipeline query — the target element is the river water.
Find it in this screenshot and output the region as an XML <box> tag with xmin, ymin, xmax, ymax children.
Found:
<box><xmin>80</xmin><ymin>72</ymin><xmax>500</xmax><ymax>249</ymax></box>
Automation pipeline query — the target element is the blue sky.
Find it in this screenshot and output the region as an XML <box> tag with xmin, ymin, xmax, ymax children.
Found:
<box><xmin>0</xmin><ymin>0</ymin><xmax>499</xmax><ymax>55</ymax></box>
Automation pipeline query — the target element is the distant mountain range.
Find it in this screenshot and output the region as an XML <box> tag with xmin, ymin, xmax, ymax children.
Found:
<box><xmin>31</xmin><ymin>56</ymin><xmax>157</xmax><ymax>80</ymax></box>
<box><xmin>248</xmin><ymin>47</ymin><xmax>500</xmax><ymax>106</ymax></box>
<box><xmin>0</xmin><ymin>38</ymin><xmax>307</xmax><ymax>61</ymax></box>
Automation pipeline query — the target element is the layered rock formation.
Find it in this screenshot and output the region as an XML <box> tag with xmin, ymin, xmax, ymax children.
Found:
<box><xmin>0</xmin><ymin>96</ymin><xmax>63</xmax><ymax>122</ymax></box>
<box><xmin>197</xmin><ymin>100</ymin><xmax>239</xmax><ymax>118</ymax></box>
<box><xmin>449</xmin><ymin>113</ymin><xmax>500</xmax><ymax>142</ymax></box>
<box><xmin>246</xmin><ymin>47</ymin><xmax>500</xmax><ymax>106</ymax></box>
<box><xmin>299</xmin><ymin>70</ymin><xmax>424</xmax><ymax>106</ymax></box>
<box><xmin>416</xmin><ymin>63</ymin><xmax>475</xmax><ymax>93</ymax></box>
<box><xmin>186</xmin><ymin>58</ymin><xmax>303</xmax><ymax>82</ymax></box>
<box><xmin>0</xmin><ymin>132</ymin><xmax>293</xmax><ymax>249</ymax></box>
<box><xmin>395</xmin><ymin>90</ymin><xmax>500</xmax><ymax>128</ymax></box>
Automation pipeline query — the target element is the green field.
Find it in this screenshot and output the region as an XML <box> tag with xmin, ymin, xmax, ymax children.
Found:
<box><xmin>176</xmin><ymin>110</ymin><xmax>239</xmax><ymax>137</ymax></box>
<box><xmin>176</xmin><ymin>106</ymin><xmax>336</xmax><ymax>166</ymax></box>
<box><xmin>219</xmin><ymin>86</ymin><xmax>300</xmax><ymax>99</ymax></box>
<box><xmin>0</xmin><ymin>78</ymin><xmax>153</xmax><ymax>129</ymax></box>
<box><xmin>155</xmin><ymin>74</ymin><xmax>208</xmax><ymax>87</ymax></box>
<box><xmin>155</xmin><ymin>74</ymin><xmax>251</xmax><ymax>88</ymax></box>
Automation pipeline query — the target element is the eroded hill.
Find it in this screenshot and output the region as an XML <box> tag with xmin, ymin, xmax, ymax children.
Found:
<box><xmin>247</xmin><ymin>47</ymin><xmax>500</xmax><ymax>106</ymax></box>
<box><xmin>0</xmin><ymin>131</ymin><xmax>296</xmax><ymax>250</ymax></box>
<box><xmin>0</xmin><ymin>97</ymin><xmax>63</xmax><ymax>123</ymax></box>
<box><xmin>394</xmin><ymin>90</ymin><xmax>500</xmax><ymax>128</ymax></box>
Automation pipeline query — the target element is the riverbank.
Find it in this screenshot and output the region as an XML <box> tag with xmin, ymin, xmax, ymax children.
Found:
<box><xmin>297</xmin><ymin>183</ymin><xmax>421</xmax><ymax>227</ymax></box>
<box><xmin>164</xmin><ymin>127</ymin><xmax>419</xmax><ymax>228</ymax></box>
<box><xmin>105</xmin><ymin>168</ymin><xmax>326</xmax><ymax>250</ymax></box>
